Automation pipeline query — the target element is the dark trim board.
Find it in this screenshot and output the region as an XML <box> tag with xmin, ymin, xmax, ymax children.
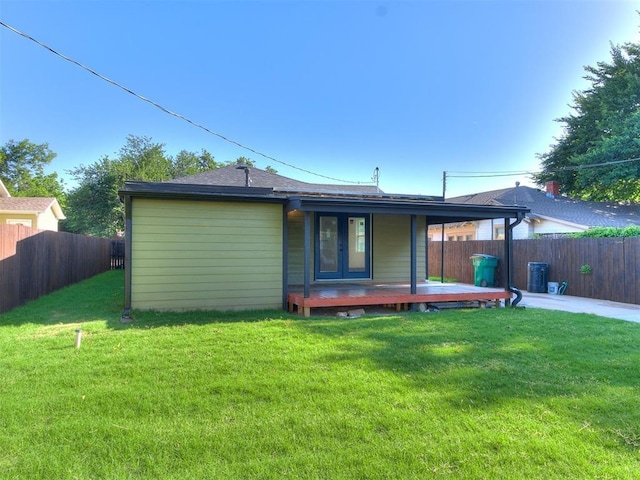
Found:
<box><xmin>287</xmin><ymin>283</ymin><xmax>512</xmax><ymax>317</ymax></box>
<box><xmin>287</xmin><ymin>195</ymin><xmax>528</xmax><ymax>224</ymax></box>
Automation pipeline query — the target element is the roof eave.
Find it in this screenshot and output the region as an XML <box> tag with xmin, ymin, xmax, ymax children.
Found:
<box><xmin>287</xmin><ymin>195</ymin><xmax>530</xmax><ymax>222</ymax></box>
<box><xmin>50</xmin><ymin>199</ymin><xmax>66</xmax><ymax>220</ymax></box>
<box><xmin>118</xmin><ymin>181</ymin><xmax>288</xmax><ymax>204</ymax></box>
<box><xmin>0</xmin><ymin>198</ymin><xmax>66</xmax><ymax>220</ymax></box>
<box><xmin>533</xmin><ymin>214</ymin><xmax>589</xmax><ymax>230</ymax></box>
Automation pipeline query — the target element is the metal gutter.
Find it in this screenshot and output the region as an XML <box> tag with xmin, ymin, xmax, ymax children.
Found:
<box><xmin>287</xmin><ymin>195</ymin><xmax>530</xmax><ymax>223</ymax></box>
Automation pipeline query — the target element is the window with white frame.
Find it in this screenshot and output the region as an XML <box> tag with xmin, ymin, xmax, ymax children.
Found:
<box><xmin>6</xmin><ymin>219</ymin><xmax>32</xmax><ymax>227</ymax></box>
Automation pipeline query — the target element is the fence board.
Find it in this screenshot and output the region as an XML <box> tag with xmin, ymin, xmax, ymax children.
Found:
<box><xmin>0</xmin><ymin>225</ymin><xmax>114</xmax><ymax>314</ymax></box>
<box><xmin>111</xmin><ymin>240</ymin><xmax>125</xmax><ymax>269</ymax></box>
<box><xmin>428</xmin><ymin>237</ymin><xmax>640</xmax><ymax>305</ymax></box>
<box><xmin>623</xmin><ymin>238</ymin><xmax>640</xmax><ymax>305</ymax></box>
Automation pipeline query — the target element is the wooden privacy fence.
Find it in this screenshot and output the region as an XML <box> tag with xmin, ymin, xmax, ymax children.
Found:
<box><xmin>428</xmin><ymin>237</ymin><xmax>640</xmax><ymax>305</ymax></box>
<box><xmin>0</xmin><ymin>224</ymin><xmax>113</xmax><ymax>314</ymax></box>
<box><xmin>111</xmin><ymin>240</ymin><xmax>125</xmax><ymax>269</ymax></box>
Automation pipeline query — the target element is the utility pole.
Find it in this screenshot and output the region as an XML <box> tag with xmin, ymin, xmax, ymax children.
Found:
<box><xmin>440</xmin><ymin>171</ymin><xmax>446</xmax><ymax>283</ymax></box>
<box><xmin>372</xmin><ymin>167</ymin><xmax>380</xmax><ymax>192</ymax></box>
<box><xmin>442</xmin><ymin>170</ymin><xmax>446</xmax><ymax>200</ymax></box>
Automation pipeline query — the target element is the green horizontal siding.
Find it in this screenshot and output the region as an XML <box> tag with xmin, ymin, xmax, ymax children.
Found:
<box><xmin>286</xmin><ymin>210</ymin><xmax>315</xmax><ymax>285</ymax></box>
<box><xmin>373</xmin><ymin>214</ymin><xmax>426</xmax><ymax>282</ymax></box>
<box><xmin>286</xmin><ymin>212</ymin><xmax>425</xmax><ymax>285</ymax></box>
<box><xmin>132</xmin><ymin>198</ymin><xmax>283</xmax><ymax>311</ymax></box>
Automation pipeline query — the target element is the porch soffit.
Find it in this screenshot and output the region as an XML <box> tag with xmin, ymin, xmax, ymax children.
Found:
<box><xmin>286</xmin><ymin>196</ymin><xmax>530</xmax><ymax>224</ymax></box>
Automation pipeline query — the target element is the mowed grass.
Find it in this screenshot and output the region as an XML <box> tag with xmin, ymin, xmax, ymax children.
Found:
<box><xmin>1</xmin><ymin>271</ymin><xmax>640</xmax><ymax>479</ymax></box>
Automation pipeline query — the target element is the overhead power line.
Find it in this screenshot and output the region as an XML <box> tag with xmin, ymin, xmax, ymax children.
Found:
<box><xmin>0</xmin><ymin>20</ymin><xmax>375</xmax><ymax>185</ymax></box>
<box><xmin>558</xmin><ymin>156</ymin><xmax>640</xmax><ymax>170</ymax></box>
<box><xmin>447</xmin><ymin>169</ymin><xmax>533</xmax><ymax>175</ymax></box>
<box><xmin>447</xmin><ymin>171</ymin><xmax>534</xmax><ymax>179</ymax></box>
<box><xmin>447</xmin><ymin>156</ymin><xmax>640</xmax><ymax>179</ymax></box>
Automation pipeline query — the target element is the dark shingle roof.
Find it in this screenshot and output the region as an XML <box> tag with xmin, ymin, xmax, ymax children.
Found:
<box><xmin>448</xmin><ymin>185</ymin><xmax>640</xmax><ymax>228</ymax></box>
<box><xmin>168</xmin><ymin>165</ymin><xmax>382</xmax><ymax>194</ymax></box>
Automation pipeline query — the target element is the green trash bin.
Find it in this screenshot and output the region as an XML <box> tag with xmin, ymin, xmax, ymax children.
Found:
<box><xmin>470</xmin><ymin>254</ymin><xmax>499</xmax><ymax>287</ymax></box>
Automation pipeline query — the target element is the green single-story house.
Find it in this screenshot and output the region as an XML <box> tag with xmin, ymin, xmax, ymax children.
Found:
<box><xmin>119</xmin><ymin>166</ymin><xmax>529</xmax><ymax>314</ymax></box>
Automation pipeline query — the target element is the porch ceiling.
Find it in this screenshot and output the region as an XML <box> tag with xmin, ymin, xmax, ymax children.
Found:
<box><xmin>286</xmin><ymin>195</ymin><xmax>530</xmax><ymax>224</ymax></box>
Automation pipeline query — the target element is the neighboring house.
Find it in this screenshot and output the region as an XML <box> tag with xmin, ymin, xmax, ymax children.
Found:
<box><xmin>430</xmin><ymin>181</ymin><xmax>640</xmax><ymax>241</ymax></box>
<box><xmin>0</xmin><ymin>179</ymin><xmax>66</xmax><ymax>231</ymax></box>
<box><xmin>119</xmin><ymin>166</ymin><xmax>529</xmax><ymax>312</ymax></box>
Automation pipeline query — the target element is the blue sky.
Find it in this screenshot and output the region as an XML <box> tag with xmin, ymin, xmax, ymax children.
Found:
<box><xmin>1</xmin><ymin>0</ymin><xmax>638</xmax><ymax>198</ymax></box>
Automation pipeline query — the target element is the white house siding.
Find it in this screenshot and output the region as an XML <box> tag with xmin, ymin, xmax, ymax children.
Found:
<box><xmin>530</xmin><ymin>218</ymin><xmax>586</xmax><ymax>236</ymax></box>
<box><xmin>475</xmin><ymin>220</ymin><xmax>494</xmax><ymax>240</ymax></box>
<box><xmin>36</xmin><ymin>208</ymin><xmax>61</xmax><ymax>231</ymax></box>
<box><xmin>429</xmin><ymin>223</ymin><xmax>477</xmax><ymax>241</ymax></box>
<box><xmin>131</xmin><ymin>198</ymin><xmax>283</xmax><ymax>311</ymax></box>
<box><xmin>474</xmin><ymin>219</ymin><xmax>531</xmax><ymax>240</ymax></box>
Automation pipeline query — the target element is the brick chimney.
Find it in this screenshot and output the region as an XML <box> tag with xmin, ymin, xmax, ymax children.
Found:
<box><xmin>546</xmin><ymin>181</ymin><xmax>560</xmax><ymax>198</ymax></box>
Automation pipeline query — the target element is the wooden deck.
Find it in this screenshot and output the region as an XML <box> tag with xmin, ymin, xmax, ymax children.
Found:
<box><xmin>287</xmin><ymin>282</ymin><xmax>512</xmax><ymax>317</ymax></box>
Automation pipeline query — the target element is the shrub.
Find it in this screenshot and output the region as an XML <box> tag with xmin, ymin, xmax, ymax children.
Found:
<box><xmin>569</xmin><ymin>225</ymin><xmax>640</xmax><ymax>238</ymax></box>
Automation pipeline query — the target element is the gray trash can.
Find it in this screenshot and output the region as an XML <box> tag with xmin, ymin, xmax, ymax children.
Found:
<box><xmin>527</xmin><ymin>262</ymin><xmax>549</xmax><ymax>293</ymax></box>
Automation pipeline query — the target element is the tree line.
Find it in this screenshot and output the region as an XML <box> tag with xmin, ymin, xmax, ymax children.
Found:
<box><xmin>533</xmin><ymin>34</ymin><xmax>640</xmax><ymax>201</ymax></box>
<box><xmin>0</xmin><ymin>135</ymin><xmax>268</xmax><ymax>237</ymax></box>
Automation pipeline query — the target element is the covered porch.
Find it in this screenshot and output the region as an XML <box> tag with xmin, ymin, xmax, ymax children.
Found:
<box><xmin>283</xmin><ymin>194</ymin><xmax>530</xmax><ymax>317</ymax></box>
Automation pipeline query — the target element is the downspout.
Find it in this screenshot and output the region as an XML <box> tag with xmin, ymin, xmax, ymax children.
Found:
<box><xmin>505</xmin><ymin>212</ymin><xmax>525</xmax><ymax>306</ymax></box>
<box><xmin>409</xmin><ymin>214</ymin><xmax>418</xmax><ymax>311</ymax></box>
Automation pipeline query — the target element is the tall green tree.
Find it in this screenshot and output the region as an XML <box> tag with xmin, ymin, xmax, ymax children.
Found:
<box><xmin>534</xmin><ymin>40</ymin><xmax>640</xmax><ymax>201</ymax></box>
<box><xmin>225</xmin><ymin>156</ymin><xmax>255</xmax><ymax>167</ymax></box>
<box><xmin>171</xmin><ymin>149</ymin><xmax>219</xmax><ymax>178</ymax></box>
<box><xmin>0</xmin><ymin>139</ymin><xmax>66</xmax><ymax>201</ymax></box>
<box><xmin>64</xmin><ymin>135</ymin><xmax>221</xmax><ymax>237</ymax></box>
<box><xmin>221</xmin><ymin>157</ymin><xmax>277</xmax><ymax>172</ymax></box>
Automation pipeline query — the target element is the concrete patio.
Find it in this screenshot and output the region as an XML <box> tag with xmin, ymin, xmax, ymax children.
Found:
<box><xmin>520</xmin><ymin>291</ymin><xmax>640</xmax><ymax>323</ymax></box>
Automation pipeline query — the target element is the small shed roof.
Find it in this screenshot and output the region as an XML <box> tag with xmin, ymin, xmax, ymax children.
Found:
<box><xmin>0</xmin><ymin>197</ymin><xmax>66</xmax><ymax>219</ymax></box>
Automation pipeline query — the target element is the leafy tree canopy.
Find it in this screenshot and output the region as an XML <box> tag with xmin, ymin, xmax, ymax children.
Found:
<box><xmin>222</xmin><ymin>156</ymin><xmax>277</xmax><ymax>173</ymax></box>
<box><xmin>0</xmin><ymin>139</ymin><xmax>66</xmax><ymax>202</ymax></box>
<box><xmin>534</xmin><ymin>38</ymin><xmax>640</xmax><ymax>202</ymax></box>
<box><xmin>64</xmin><ymin>135</ymin><xmax>264</xmax><ymax>237</ymax></box>
<box><xmin>568</xmin><ymin>225</ymin><xmax>640</xmax><ymax>238</ymax></box>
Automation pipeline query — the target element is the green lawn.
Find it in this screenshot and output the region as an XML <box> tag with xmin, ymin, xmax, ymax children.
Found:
<box><xmin>1</xmin><ymin>270</ymin><xmax>640</xmax><ymax>479</ymax></box>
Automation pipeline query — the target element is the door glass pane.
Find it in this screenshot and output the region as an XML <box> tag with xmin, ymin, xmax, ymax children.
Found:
<box><xmin>319</xmin><ymin>216</ymin><xmax>339</xmax><ymax>273</ymax></box>
<box><xmin>348</xmin><ymin>217</ymin><xmax>366</xmax><ymax>272</ymax></box>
